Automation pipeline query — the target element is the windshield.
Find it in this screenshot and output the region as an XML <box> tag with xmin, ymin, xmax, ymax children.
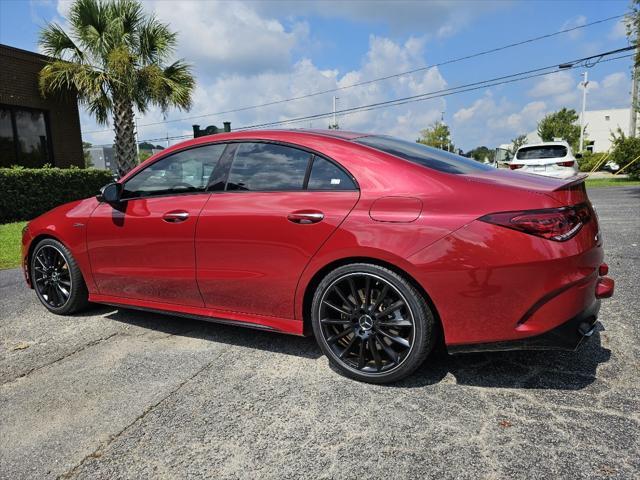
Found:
<box><xmin>354</xmin><ymin>135</ymin><xmax>493</xmax><ymax>174</ymax></box>
<box><xmin>516</xmin><ymin>146</ymin><xmax>567</xmax><ymax>160</ymax></box>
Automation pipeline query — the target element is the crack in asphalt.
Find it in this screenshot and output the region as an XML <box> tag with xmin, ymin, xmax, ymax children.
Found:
<box><xmin>57</xmin><ymin>346</ymin><xmax>230</xmax><ymax>480</ymax></box>
<box><xmin>0</xmin><ymin>332</ymin><xmax>120</xmax><ymax>387</ymax></box>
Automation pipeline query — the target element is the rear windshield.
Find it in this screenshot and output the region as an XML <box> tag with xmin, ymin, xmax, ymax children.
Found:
<box><xmin>354</xmin><ymin>135</ymin><xmax>493</xmax><ymax>174</ymax></box>
<box><xmin>516</xmin><ymin>145</ymin><xmax>567</xmax><ymax>160</ymax></box>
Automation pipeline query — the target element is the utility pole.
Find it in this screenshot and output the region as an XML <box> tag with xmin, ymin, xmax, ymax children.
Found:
<box><xmin>134</xmin><ymin>117</ymin><xmax>140</xmax><ymax>156</ymax></box>
<box><xmin>330</xmin><ymin>96</ymin><xmax>339</xmax><ymax>130</ymax></box>
<box><xmin>630</xmin><ymin>56</ymin><xmax>639</xmax><ymax>137</ymax></box>
<box><xmin>579</xmin><ymin>71</ymin><xmax>588</xmax><ymax>152</ymax></box>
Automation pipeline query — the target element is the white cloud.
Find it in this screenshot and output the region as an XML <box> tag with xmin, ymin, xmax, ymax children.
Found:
<box><xmin>609</xmin><ymin>19</ymin><xmax>627</xmax><ymax>40</ymax></box>
<box><xmin>528</xmin><ymin>71</ymin><xmax>575</xmax><ymax>98</ymax></box>
<box><xmin>81</xmin><ymin>33</ymin><xmax>448</xmax><ymax>146</ymax></box>
<box><xmin>561</xmin><ymin>15</ymin><xmax>587</xmax><ymax>40</ymax></box>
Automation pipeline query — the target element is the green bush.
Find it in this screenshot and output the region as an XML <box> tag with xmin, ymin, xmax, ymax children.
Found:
<box><xmin>578</xmin><ymin>152</ymin><xmax>607</xmax><ymax>172</ymax></box>
<box><xmin>0</xmin><ymin>166</ymin><xmax>114</xmax><ymax>223</ymax></box>
<box><xmin>610</xmin><ymin>134</ymin><xmax>640</xmax><ymax>180</ymax></box>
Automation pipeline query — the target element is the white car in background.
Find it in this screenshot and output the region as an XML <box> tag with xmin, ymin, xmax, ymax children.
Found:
<box><xmin>509</xmin><ymin>141</ymin><xmax>580</xmax><ymax>179</ymax></box>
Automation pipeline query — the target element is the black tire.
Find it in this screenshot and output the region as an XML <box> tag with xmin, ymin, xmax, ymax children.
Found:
<box><xmin>311</xmin><ymin>263</ymin><xmax>435</xmax><ymax>384</ymax></box>
<box><xmin>30</xmin><ymin>238</ymin><xmax>89</xmax><ymax>315</ymax></box>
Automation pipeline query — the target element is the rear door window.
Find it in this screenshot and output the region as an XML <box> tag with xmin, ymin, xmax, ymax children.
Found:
<box><xmin>226</xmin><ymin>143</ymin><xmax>311</xmax><ymax>191</ymax></box>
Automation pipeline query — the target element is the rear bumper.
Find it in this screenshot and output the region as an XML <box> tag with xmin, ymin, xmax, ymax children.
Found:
<box><xmin>448</xmin><ymin>299</ymin><xmax>601</xmax><ymax>354</ymax></box>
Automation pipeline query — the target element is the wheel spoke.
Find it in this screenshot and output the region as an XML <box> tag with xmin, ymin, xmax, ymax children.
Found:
<box><xmin>346</xmin><ymin>277</ymin><xmax>360</xmax><ymax>307</ymax></box>
<box><xmin>332</xmin><ymin>285</ymin><xmax>356</xmax><ymax>309</ymax></box>
<box><xmin>326</xmin><ymin>326</ymin><xmax>354</xmax><ymax>343</ymax></box>
<box><xmin>375</xmin><ymin>300</ymin><xmax>405</xmax><ymax>319</ymax></box>
<box><xmin>375</xmin><ymin>334</ymin><xmax>399</xmax><ymax>363</ymax></box>
<box><xmin>369</xmin><ymin>336</ymin><xmax>383</xmax><ymax>371</ymax></box>
<box><xmin>370</xmin><ymin>284</ymin><xmax>389</xmax><ymax>312</ymax></box>
<box><xmin>56</xmin><ymin>283</ymin><xmax>70</xmax><ymax>299</ymax></box>
<box><xmin>357</xmin><ymin>338</ymin><xmax>366</xmax><ymax>368</ymax></box>
<box><xmin>364</xmin><ymin>277</ymin><xmax>371</xmax><ymax>307</ymax></box>
<box><xmin>377</xmin><ymin>328</ymin><xmax>411</xmax><ymax>348</ymax></box>
<box><xmin>323</xmin><ymin>300</ymin><xmax>351</xmax><ymax>317</ymax></box>
<box><xmin>377</xmin><ymin>319</ymin><xmax>412</xmax><ymax>328</ymax></box>
<box><xmin>320</xmin><ymin>318</ymin><xmax>352</xmax><ymax>325</ymax></box>
<box><xmin>339</xmin><ymin>335</ymin><xmax>358</xmax><ymax>359</ymax></box>
<box><xmin>35</xmin><ymin>256</ymin><xmax>47</xmax><ymax>269</ymax></box>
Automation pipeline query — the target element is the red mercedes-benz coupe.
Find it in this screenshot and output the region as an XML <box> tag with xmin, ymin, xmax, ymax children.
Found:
<box><xmin>22</xmin><ymin>130</ymin><xmax>614</xmax><ymax>383</ymax></box>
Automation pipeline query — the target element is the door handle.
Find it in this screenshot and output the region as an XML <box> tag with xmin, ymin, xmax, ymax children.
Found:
<box><xmin>163</xmin><ymin>210</ymin><xmax>189</xmax><ymax>223</ymax></box>
<box><xmin>287</xmin><ymin>211</ymin><xmax>324</xmax><ymax>224</ymax></box>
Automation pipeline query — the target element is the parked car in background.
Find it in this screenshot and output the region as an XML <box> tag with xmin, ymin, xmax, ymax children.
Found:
<box><xmin>509</xmin><ymin>141</ymin><xmax>580</xmax><ymax>178</ymax></box>
<box><xmin>21</xmin><ymin>130</ymin><xmax>614</xmax><ymax>383</ymax></box>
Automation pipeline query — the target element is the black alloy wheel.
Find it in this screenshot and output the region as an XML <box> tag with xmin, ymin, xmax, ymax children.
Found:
<box><xmin>31</xmin><ymin>238</ymin><xmax>88</xmax><ymax>314</ymax></box>
<box><xmin>312</xmin><ymin>263</ymin><xmax>435</xmax><ymax>383</ymax></box>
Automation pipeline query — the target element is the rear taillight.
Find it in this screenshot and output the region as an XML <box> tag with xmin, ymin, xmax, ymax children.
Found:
<box><xmin>556</xmin><ymin>160</ymin><xmax>575</xmax><ymax>167</ymax></box>
<box><xmin>509</xmin><ymin>163</ymin><xmax>523</xmax><ymax>170</ymax></box>
<box><xmin>480</xmin><ymin>203</ymin><xmax>592</xmax><ymax>241</ymax></box>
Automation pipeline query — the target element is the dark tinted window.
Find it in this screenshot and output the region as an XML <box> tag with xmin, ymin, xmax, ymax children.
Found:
<box><xmin>0</xmin><ymin>107</ymin><xmax>50</xmax><ymax>168</ymax></box>
<box><xmin>226</xmin><ymin>143</ymin><xmax>310</xmax><ymax>191</ymax></box>
<box><xmin>123</xmin><ymin>143</ymin><xmax>226</xmax><ymax>198</ymax></box>
<box><xmin>516</xmin><ymin>146</ymin><xmax>568</xmax><ymax>160</ymax></box>
<box><xmin>355</xmin><ymin>135</ymin><xmax>493</xmax><ymax>174</ymax></box>
<box><xmin>308</xmin><ymin>156</ymin><xmax>356</xmax><ymax>190</ymax></box>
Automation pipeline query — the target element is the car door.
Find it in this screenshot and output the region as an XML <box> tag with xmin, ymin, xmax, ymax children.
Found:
<box><xmin>87</xmin><ymin>143</ymin><xmax>227</xmax><ymax>306</ymax></box>
<box><xmin>195</xmin><ymin>141</ymin><xmax>360</xmax><ymax>319</ymax></box>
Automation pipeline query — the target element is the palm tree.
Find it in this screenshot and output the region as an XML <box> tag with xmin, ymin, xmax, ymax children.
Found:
<box><xmin>39</xmin><ymin>0</ymin><xmax>195</xmax><ymax>175</ymax></box>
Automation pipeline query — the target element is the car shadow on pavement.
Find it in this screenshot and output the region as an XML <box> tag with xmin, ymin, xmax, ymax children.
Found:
<box><xmin>103</xmin><ymin>307</ymin><xmax>322</xmax><ymax>360</ymax></box>
<box><xmin>100</xmin><ymin>306</ymin><xmax>611</xmax><ymax>390</ymax></box>
<box><xmin>399</xmin><ymin>323</ymin><xmax>611</xmax><ymax>391</ymax></box>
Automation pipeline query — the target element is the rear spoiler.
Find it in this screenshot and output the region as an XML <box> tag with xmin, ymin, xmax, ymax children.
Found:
<box><xmin>553</xmin><ymin>173</ymin><xmax>587</xmax><ymax>191</ymax></box>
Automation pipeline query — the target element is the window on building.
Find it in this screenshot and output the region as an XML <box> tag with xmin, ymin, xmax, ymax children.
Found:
<box><xmin>0</xmin><ymin>106</ymin><xmax>51</xmax><ymax>168</ymax></box>
<box><xmin>605</xmin><ymin>115</ymin><xmax>610</xmax><ymax>121</ymax></box>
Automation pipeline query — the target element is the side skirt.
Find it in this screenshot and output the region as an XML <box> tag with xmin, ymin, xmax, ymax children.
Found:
<box><xmin>89</xmin><ymin>294</ymin><xmax>304</xmax><ymax>335</ymax></box>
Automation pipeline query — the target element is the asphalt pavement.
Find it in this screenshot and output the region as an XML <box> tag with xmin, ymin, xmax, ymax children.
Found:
<box><xmin>1</xmin><ymin>186</ymin><xmax>638</xmax><ymax>479</ymax></box>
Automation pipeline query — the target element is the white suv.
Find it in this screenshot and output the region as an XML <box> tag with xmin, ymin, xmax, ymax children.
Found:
<box><xmin>509</xmin><ymin>141</ymin><xmax>580</xmax><ymax>179</ymax></box>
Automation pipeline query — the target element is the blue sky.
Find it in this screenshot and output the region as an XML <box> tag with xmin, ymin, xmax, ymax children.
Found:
<box><xmin>0</xmin><ymin>0</ymin><xmax>632</xmax><ymax>150</ymax></box>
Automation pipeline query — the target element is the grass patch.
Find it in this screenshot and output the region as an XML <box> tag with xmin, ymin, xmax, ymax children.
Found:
<box><xmin>585</xmin><ymin>177</ymin><xmax>640</xmax><ymax>188</ymax></box>
<box><xmin>0</xmin><ymin>221</ymin><xmax>26</xmax><ymax>269</ymax></box>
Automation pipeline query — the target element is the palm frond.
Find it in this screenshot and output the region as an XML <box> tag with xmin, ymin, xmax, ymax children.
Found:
<box><xmin>138</xmin><ymin>60</ymin><xmax>195</xmax><ymax>113</ymax></box>
<box><xmin>138</xmin><ymin>17</ymin><xmax>176</xmax><ymax>64</ymax></box>
<box><xmin>39</xmin><ymin>23</ymin><xmax>85</xmax><ymax>62</ymax></box>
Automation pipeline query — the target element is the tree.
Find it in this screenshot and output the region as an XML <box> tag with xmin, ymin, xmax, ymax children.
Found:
<box><xmin>509</xmin><ymin>134</ymin><xmax>528</xmax><ymax>155</ymax></box>
<box><xmin>610</xmin><ymin>128</ymin><xmax>640</xmax><ymax>179</ymax></box>
<box><xmin>39</xmin><ymin>0</ymin><xmax>195</xmax><ymax>176</ymax></box>
<box><xmin>466</xmin><ymin>146</ymin><xmax>494</xmax><ymax>162</ymax></box>
<box><xmin>417</xmin><ymin>121</ymin><xmax>454</xmax><ymax>151</ymax></box>
<box><xmin>82</xmin><ymin>141</ymin><xmax>93</xmax><ymax>168</ymax></box>
<box><xmin>537</xmin><ymin>108</ymin><xmax>581</xmax><ymax>150</ymax></box>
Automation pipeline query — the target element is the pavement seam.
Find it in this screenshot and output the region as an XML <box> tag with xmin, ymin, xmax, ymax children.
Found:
<box><xmin>0</xmin><ymin>332</ymin><xmax>120</xmax><ymax>387</ymax></box>
<box><xmin>57</xmin><ymin>346</ymin><xmax>230</xmax><ymax>480</ymax></box>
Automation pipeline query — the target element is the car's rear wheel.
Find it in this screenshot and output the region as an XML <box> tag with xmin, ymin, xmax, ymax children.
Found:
<box><xmin>311</xmin><ymin>263</ymin><xmax>435</xmax><ymax>383</ymax></box>
<box><xmin>30</xmin><ymin>238</ymin><xmax>88</xmax><ymax>315</ymax></box>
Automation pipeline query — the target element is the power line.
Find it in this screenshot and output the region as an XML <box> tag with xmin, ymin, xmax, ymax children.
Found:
<box><xmin>82</xmin><ymin>13</ymin><xmax>625</xmax><ymax>135</ymax></box>
<box><xmin>90</xmin><ymin>49</ymin><xmax>632</xmax><ymax>147</ymax></box>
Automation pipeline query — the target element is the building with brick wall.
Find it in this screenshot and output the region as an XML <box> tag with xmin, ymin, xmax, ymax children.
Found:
<box><xmin>0</xmin><ymin>44</ymin><xmax>83</xmax><ymax>168</ymax></box>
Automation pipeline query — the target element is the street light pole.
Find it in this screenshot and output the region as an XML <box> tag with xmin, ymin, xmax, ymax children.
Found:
<box><xmin>579</xmin><ymin>71</ymin><xmax>588</xmax><ymax>152</ymax></box>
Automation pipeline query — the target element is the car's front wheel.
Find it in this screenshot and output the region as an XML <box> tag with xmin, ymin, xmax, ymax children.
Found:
<box><xmin>311</xmin><ymin>263</ymin><xmax>435</xmax><ymax>383</ymax></box>
<box><xmin>30</xmin><ymin>238</ymin><xmax>89</xmax><ymax>315</ymax></box>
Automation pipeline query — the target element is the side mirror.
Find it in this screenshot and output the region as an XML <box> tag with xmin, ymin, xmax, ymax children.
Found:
<box><xmin>575</xmin><ymin>153</ymin><xmax>583</xmax><ymax>159</ymax></box>
<box><xmin>97</xmin><ymin>182</ymin><xmax>123</xmax><ymax>203</ymax></box>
